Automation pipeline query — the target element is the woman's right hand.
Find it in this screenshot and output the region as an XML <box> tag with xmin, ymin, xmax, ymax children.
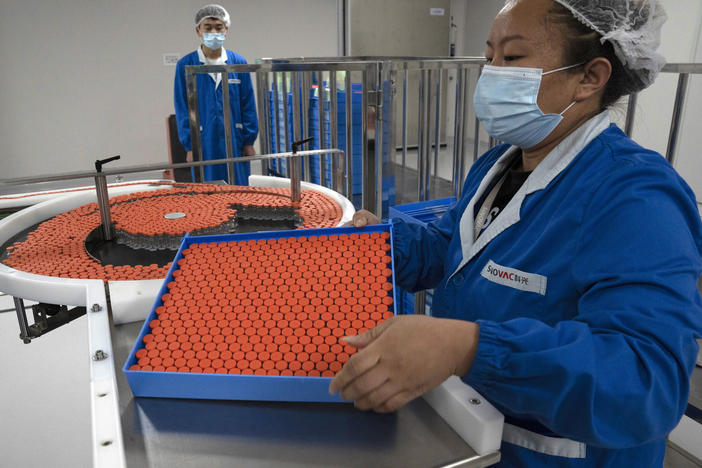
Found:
<box><xmin>344</xmin><ymin>209</ymin><xmax>381</xmax><ymax>228</ymax></box>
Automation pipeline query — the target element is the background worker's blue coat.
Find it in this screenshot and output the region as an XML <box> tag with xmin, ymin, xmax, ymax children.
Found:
<box><xmin>174</xmin><ymin>49</ymin><xmax>258</xmax><ymax>185</ymax></box>
<box><xmin>393</xmin><ymin>123</ymin><xmax>702</xmax><ymax>466</ymax></box>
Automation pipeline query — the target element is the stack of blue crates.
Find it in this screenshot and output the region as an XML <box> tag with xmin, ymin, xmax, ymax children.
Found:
<box><xmin>268</xmin><ymin>84</ymin><xmax>363</xmax><ymax>195</ymax></box>
<box><xmin>267</xmin><ymin>82</ymin><xmax>396</xmax><ymax>214</ymax></box>
<box><xmin>307</xmin><ymin>83</ymin><xmax>363</xmax><ymax>193</ymax></box>
<box><xmin>267</xmin><ymin>90</ymin><xmax>295</xmax><ymax>176</ymax></box>
<box><xmin>388</xmin><ymin>197</ymin><xmax>457</xmax><ymax>315</ymax></box>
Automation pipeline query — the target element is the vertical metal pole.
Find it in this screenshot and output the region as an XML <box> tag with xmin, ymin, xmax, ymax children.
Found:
<box><xmin>14</xmin><ymin>297</ymin><xmax>31</xmax><ymax>344</ymax></box>
<box><xmin>256</xmin><ymin>71</ymin><xmax>271</xmax><ymax>174</ymax></box>
<box><xmin>292</xmin><ymin>72</ymin><xmax>303</xmax><ymax>146</ymax></box>
<box><xmin>473</xmin><ymin>117</ymin><xmax>481</xmax><ymax>163</ymax></box>
<box><xmin>345</xmin><ymin>71</ymin><xmax>354</xmax><ymax>198</ymax></box>
<box><xmin>282</xmin><ymin>73</ymin><xmax>292</xmax><ymax>177</ymax></box>
<box><xmin>330</xmin><ymin>71</ymin><xmax>341</xmax><ymax>192</ymax></box>
<box><xmin>417</xmin><ymin>69</ymin><xmax>425</xmax><ymax>202</ymax></box>
<box><xmin>424</xmin><ymin>70</ymin><xmax>434</xmax><ymax>201</ymax></box>
<box><xmin>289</xmin><ymin>156</ymin><xmax>301</xmax><ymax>204</ymax></box>
<box><xmin>418</xmin><ymin>69</ymin><xmax>432</xmax><ymax>202</ymax></box>
<box><xmin>488</xmin><ymin>136</ymin><xmax>497</xmax><ymax>149</ymax></box>
<box><xmin>361</xmin><ymin>67</ymin><xmax>378</xmax><ymax>213</ymax></box>
<box><xmin>272</xmin><ymin>74</ymin><xmax>282</xmax><ymax>173</ymax></box>
<box><xmin>665</xmin><ymin>73</ymin><xmax>689</xmax><ymax>165</ymax></box>
<box><xmin>291</xmin><ymin>71</ymin><xmax>304</xmax><ymax>199</ymax></box>
<box><xmin>375</xmin><ymin>63</ymin><xmax>386</xmax><ymax>217</ymax></box>
<box><xmin>221</xmin><ymin>71</ymin><xmax>235</xmax><ymax>184</ymax></box>
<box><xmin>185</xmin><ymin>67</ymin><xmax>205</xmax><ymax>182</ymax></box>
<box><xmin>413</xmin><ymin>291</ymin><xmax>427</xmax><ymax>316</ymax></box>
<box><xmin>624</xmin><ymin>92</ymin><xmax>638</xmax><ymax>137</ymax></box>
<box><xmin>317</xmin><ymin>71</ymin><xmax>328</xmax><ymax>186</ymax></box>
<box><xmin>94</xmin><ymin>175</ymin><xmax>113</xmax><ymax>240</ymax></box>
<box><xmin>473</xmin><ymin>65</ymin><xmax>483</xmax><ymax>164</ymax></box>
<box><xmin>302</xmin><ymin>71</ymin><xmax>313</xmax><ymax>182</ymax></box>
<box><xmin>381</xmin><ymin>65</ymin><xmax>396</xmax><ymax>218</ymax></box>
<box><xmin>458</xmin><ymin>67</ymin><xmax>471</xmax><ymax>191</ymax></box>
<box><xmin>402</xmin><ymin>69</ymin><xmax>408</xmax><ymax>168</ymax></box>
<box><xmin>432</xmin><ymin>68</ymin><xmax>443</xmax><ymax>196</ymax></box>
<box><xmin>453</xmin><ymin>67</ymin><xmax>466</xmax><ymax>197</ymax></box>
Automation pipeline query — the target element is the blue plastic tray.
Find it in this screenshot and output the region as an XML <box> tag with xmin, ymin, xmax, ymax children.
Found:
<box><xmin>123</xmin><ymin>224</ymin><xmax>397</xmax><ymax>402</ymax></box>
<box><xmin>389</xmin><ymin>197</ymin><xmax>456</xmax><ymax>226</ymax></box>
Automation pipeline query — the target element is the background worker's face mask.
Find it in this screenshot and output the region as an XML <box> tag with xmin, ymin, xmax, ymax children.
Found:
<box><xmin>202</xmin><ymin>32</ymin><xmax>226</xmax><ymax>50</ymax></box>
<box><xmin>473</xmin><ymin>64</ymin><xmax>582</xmax><ymax>149</ymax></box>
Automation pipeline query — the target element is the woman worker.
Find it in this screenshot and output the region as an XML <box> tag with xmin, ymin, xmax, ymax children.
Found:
<box><xmin>330</xmin><ymin>0</ymin><xmax>702</xmax><ymax>465</ymax></box>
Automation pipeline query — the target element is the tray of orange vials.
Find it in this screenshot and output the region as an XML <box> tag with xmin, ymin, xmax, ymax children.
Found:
<box><xmin>123</xmin><ymin>225</ymin><xmax>396</xmax><ymax>402</ymax></box>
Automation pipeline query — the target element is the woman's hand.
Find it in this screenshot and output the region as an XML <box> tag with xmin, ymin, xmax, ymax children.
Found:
<box><xmin>343</xmin><ymin>209</ymin><xmax>381</xmax><ymax>228</ymax></box>
<box><xmin>329</xmin><ymin>315</ymin><xmax>479</xmax><ymax>413</ymax></box>
<box><xmin>242</xmin><ymin>145</ymin><xmax>256</xmax><ymax>157</ymax></box>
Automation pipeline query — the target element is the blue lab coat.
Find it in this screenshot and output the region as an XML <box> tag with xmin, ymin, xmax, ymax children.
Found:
<box><xmin>393</xmin><ymin>112</ymin><xmax>702</xmax><ymax>466</ymax></box>
<box><xmin>174</xmin><ymin>48</ymin><xmax>258</xmax><ymax>184</ymax></box>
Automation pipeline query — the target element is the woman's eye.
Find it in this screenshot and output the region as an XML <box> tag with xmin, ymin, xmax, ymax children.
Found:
<box><xmin>504</xmin><ymin>56</ymin><xmax>522</xmax><ymax>62</ymax></box>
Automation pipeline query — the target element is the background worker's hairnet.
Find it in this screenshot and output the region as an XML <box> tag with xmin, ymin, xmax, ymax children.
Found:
<box><xmin>195</xmin><ymin>4</ymin><xmax>231</xmax><ymax>28</ymax></box>
<box><xmin>554</xmin><ymin>0</ymin><xmax>667</xmax><ymax>92</ymax></box>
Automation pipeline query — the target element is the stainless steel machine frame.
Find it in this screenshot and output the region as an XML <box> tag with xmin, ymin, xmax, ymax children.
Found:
<box><xmin>250</xmin><ymin>58</ymin><xmax>702</xmax><ymax>204</ymax></box>
<box><xmin>185</xmin><ymin>61</ymin><xmax>381</xmax><ymax>212</ymax></box>
<box><xmin>255</xmin><ymin>56</ymin><xmax>489</xmax><ymax>203</ymax></box>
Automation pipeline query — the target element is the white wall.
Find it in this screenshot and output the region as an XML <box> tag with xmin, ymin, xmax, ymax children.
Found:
<box><xmin>458</xmin><ymin>0</ymin><xmax>503</xmax><ymax>57</ymax></box>
<box><xmin>0</xmin><ymin>0</ymin><xmax>339</xmax><ymax>180</ymax></box>
<box><xmin>349</xmin><ymin>0</ymin><xmax>451</xmax><ymax>56</ymax></box>
<box><xmin>630</xmin><ymin>0</ymin><xmax>702</xmax><ymax>204</ymax></box>
<box><xmin>450</xmin><ymin>0</ymin><xmax>702</xmax><ymax>204</ymax></box>
<box><xmin>676</xmin><ymin>31</ymin><xmax>702</xmax><ymax>206</ymax></box>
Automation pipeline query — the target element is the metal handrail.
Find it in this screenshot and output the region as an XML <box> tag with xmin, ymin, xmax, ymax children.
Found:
<box><xmin>187</xmin><ymin>58</ymin><xmax>702</xmax><ymax>212</ymax></box>
<box><xmin>261</xmin><ymin>55</ymin><xmax>486</xmax><ymax>62</ymax></box>
<box><xmin>0</xmin><ymin>149</ymin><xmax>343</xmax><ymax>187</ymax></box>
<box><xmin>661</xmin><ymin>63</ymin><xmax>702</xmax><ymax>73</ymax></box>
<box><xmin>264</xmin><ymin>58</ymin><xmax>702</xmax><ymax>73</ymax></box>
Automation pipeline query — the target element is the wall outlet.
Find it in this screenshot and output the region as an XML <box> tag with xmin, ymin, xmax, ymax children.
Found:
<box><xmin>163</xmin><ymin>53</ymin><xmax>180</xmax><ymax>66</ymax></box>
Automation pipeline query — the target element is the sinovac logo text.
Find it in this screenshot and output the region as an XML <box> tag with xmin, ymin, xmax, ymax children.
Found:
<box><xmin>480</xmin><ymin>260</ymin><xmax>547</xmax><ymax>295</ymax></box>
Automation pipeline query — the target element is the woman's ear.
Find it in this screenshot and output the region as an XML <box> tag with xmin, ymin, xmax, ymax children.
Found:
<box><xmin>574</xmin><ymin>57</ymin><xmax>612</xmax><ymax>102</ymax></box>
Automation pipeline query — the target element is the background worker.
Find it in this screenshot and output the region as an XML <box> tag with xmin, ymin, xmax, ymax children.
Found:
<box><xmin>174</xmin><ymin>4</ymin><xmax>258</xmax><ymax>185</ymax></box>
<box><xmin>332</xmin><ymin>0</ymin><xmax>702</xmax><ymax>466</ymax></box>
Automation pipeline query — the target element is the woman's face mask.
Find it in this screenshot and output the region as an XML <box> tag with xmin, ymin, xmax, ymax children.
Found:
<box><xmin>473</xmin><ymin>63</ymin><xmax>582</xmax><ymax>149</ymax></box>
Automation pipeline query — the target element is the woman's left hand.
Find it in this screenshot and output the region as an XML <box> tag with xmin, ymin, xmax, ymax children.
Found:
<box><xmin>329</xmin><ymin>315</ymin><xmax>479</xmax><ymax>412</ymax></box>
<box><xmin>242</xmin><ymin>145</ymin><xmax>256</xmax><ymax>156</ymax></box>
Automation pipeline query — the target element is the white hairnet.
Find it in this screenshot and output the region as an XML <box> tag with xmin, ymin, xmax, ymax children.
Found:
<box><xmin>195</xmin><ymin>4</ymin><xmax>231</xmax><ymax>28</ymax></box>
<box><xmin>553</xmin><ymin>0</ymin><xmax>667</xmax><ymax>91</ymax></box>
